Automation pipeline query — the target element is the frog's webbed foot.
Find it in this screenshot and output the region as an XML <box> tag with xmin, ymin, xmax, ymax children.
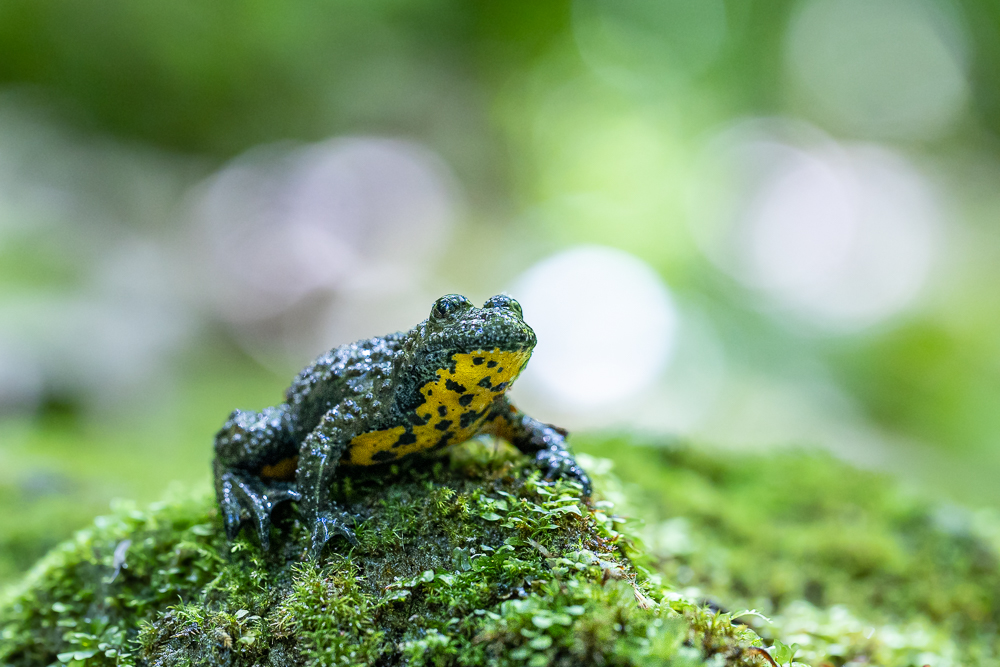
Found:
<box><xmin>217</xmin><ymin>469</ymin><xmax>301</xmax><ymax>550</ymax></box>
<box><xmin>486</xmin><ymin>400</ymin><xmax>593</xmax><ymax>497</ymax></box>
<box><xmin>308</xmin><ymin>506</ymin><xmax>358</xmax><ymax>559</ymax></box>
<box><xmin>535</xmin><ymin>447</ymin><xmax>592</xmax><ymax>496</ymax></box>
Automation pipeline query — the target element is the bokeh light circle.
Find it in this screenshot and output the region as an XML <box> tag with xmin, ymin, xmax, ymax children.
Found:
<box><xmin>192</xmin><ymin>137</ymin><xmax>457</xmax><ymax>325</ymax></box>
<box><xmin>786</xmin><ymin>0</ymin><xmax>969</xmax><ymax>140</ymax></box>
<box><xmin>690</xmin><ymin>120</ymin><xmax>942</xmax><ymax>331</ymax></box>
<box><xmin>512</xmin><ymin>245</ymin><xmax>678</xmax><ymax>409</ymax></box>
<box><xmin>573</xmin><ymin>0</ymin><xmax>726</xmax><ymax>88</ymax></box>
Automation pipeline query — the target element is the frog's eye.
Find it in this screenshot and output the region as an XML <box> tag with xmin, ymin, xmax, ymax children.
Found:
<box><xmin>483</xmin><ymin>294</ymin><xmax>523</xmax><ymax>318</ymax></box>
<box><xmin>431</xmin><ymin>294</ymin><xmax>471</xmax><ymax>320</ymax></box>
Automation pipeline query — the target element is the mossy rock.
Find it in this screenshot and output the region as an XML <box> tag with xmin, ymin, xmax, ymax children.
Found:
<box><xmin>575</xmin><ymin>436</ymin><xmax>1000</xmax><ymax>667</ymax></box>
<box><xmin>7</xmin><ymin>434</ymin><xmax>999</xmax><ymax>667</ymax></box>
<box><xmin>0</xmin><ymin>440</ymin><xmax>765</xmax><ymax>667</ymax></box>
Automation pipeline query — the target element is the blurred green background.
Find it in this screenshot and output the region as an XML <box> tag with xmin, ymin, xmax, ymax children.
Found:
<box><xmin>1</xmin><ymin>0</ymin><xmax>1000</xmax><ymax>586</ymax></box>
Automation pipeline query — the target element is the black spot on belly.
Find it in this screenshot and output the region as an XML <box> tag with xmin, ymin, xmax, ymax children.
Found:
<box><xmin>408</xmin><ymin>412</ymin><xmax>428</xmax><ymax>426</ymax></box>
<box><xmin>474</xmin><ymin>357</ymin><xmax>485</xmax><ymax>365</ymax></box>
<box><xmin>461</xmin><ymin>409</ymin><xmax>485</xmax><ymax>428</ymax></box>
<box><xmin>487</xmin><ymin>360</ymin><xmax>498</xmax><ymax>368</ymax></box>
<box><xmin>478</xmin><ymin>377</ymin><xmax>493</xmax><ymax>389</ymax></box>
<box><xmin>394</xmin><ymin>431</ymin><xmax>417</xmax><ymax>447</ymax></box>
<box><xmin>435</xmin><ymin>419</ymin><xmax>453</xmax><ymax>431</ymax></box>
<box><xmin>438</xmin><ymin>405</ymin><xmax>448</xmax><ymax>417</ymax></box>
<box><xmin>431</xmin><ymin>432</ymin><xmax>453</xmax><ymax>451</ymax></box>
<box><xmin>458</xmin><ymin>394</ymin><xmax>474</xmax><ymax>407</ymax></box>
<box><xmin>445</xmin><ymin>379</ymin><xmax>467</xmax><ymax>393</ymax></box>
<box><xmin>372</xmin><ymin>450</ymin><xmax>397</xmax><ymax>463</ymax></box>
<box><xmin>491</xmin><ymin>381</ymin><xmax>509</xmax><ymax>393</ymax></box>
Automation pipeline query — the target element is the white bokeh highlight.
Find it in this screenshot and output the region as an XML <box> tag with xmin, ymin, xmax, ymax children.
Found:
<box><xmin>189</xmin><ymin>136</ymin><xmax>459</xmax><ymax>364</ymax></box>
<box><xmin>573</xmin><ymin>0</ymin><xmax>727</xmax><ymax>88</ymax></box>
<box><xmin>0</xmin><ymin>103</ymin><xmax>195</xmax><ymax>414</ymax></box>
<box><xmin>512</xmin><ymin>246</ymin><xmax>678</xmax><ymax>411</ymax></box>
<box><xmin>786</xmin><ymin>0</ymin><xmax>969</xmax><ymax>140</ymax></box>
<box><xmin>192</xmin><ymin>137</ymin><xmax>457</xmax><ymax>324</ymax></box>
<box><xmin>691</xmin><ymin>120</ymin><xmax>942</xmax><ymax>331</ymax></box>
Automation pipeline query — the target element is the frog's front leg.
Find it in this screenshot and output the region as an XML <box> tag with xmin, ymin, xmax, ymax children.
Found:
<box><xmin>484</xmin><ymin>398</ymin><xmax>592</xmax><ymax>496</ymax></box>
<box><xmin>295</xmin><ymin>407</ymin><xmax>359</xmax><ymax>558</ymax></box>
<box><xmin>213</xmin><ymin>405</ymin><xmax>301</xmax><ymax>549</ymax></box>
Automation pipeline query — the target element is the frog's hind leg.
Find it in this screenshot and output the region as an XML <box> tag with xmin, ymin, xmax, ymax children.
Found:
<box><xmin>213</xmin><ymin>405</ymin><xmax>300</xmax><ymax>549</ymax></box>
<box><xmin>215</xmin><ymin>463</ymin><xmax>301</xmax><ymax>549</ymax></box>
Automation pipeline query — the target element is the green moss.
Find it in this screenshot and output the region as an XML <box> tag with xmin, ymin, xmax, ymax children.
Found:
<box><xmin>574</xmin><ymin>436</ymin><xmax>1000</xmax><ymax>667</ymax></box>
<box><xmin>7</xmin><ymin>434</ymin><xmax>998</xmax><ymax>666</ymax></box>
<box><xmin>0</xmin><ymin>439</ymin><xmax>765</xmax><ymax>667</ymax></box>
<box><xmin>0</xmin><ymin>491</ymin><xmax>231</xmax><ymax>666</ymax></box>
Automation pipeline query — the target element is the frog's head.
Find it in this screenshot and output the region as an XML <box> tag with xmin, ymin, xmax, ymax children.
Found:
<box><xmin>395</xmin><ymin>294</ymin><xmax>536</xmax><ymax>404</ymax></box>
<box><xmin>424</xmin><ymin>293</ymin><xmax>535</xmax><ymax>354</ymax></box>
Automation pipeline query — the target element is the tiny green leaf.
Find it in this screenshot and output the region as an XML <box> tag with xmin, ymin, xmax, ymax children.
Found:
<box><xmin>531</xmin><ymin>615</ymin><xmax>553</xmax><ymax>629</ymax></box>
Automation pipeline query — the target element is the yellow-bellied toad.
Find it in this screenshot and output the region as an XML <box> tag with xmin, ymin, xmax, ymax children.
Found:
<box><xmin>213</xmin><ymin>294</ymin><xmax>591</xmax><ymax>557</ymax></box>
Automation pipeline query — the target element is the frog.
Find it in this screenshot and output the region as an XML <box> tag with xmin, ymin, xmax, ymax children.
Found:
<box><xmin>213</xmin><ymin>293</ymin><xmax>591</xmax><ymax>558</ymax></box>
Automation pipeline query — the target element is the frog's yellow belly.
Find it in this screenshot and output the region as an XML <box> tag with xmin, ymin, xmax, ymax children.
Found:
<box><xmin>343</xmin><ymin>348</ymin><xmax>529</xmax><ymax>466</ymax></box>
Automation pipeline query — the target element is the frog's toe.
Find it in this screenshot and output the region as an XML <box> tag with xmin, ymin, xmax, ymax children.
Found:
<box><xmin>218</xmin><ymin>475</ymin><xmax>245</xmax><ymax>542</ymax></box>
<box><xmin>218</xmin><ymin>471</ymin><xmax>301</xmax><ymax>550</ymax></box>
<box><xmin>309</xmin><ymin>507</ymin><xmax>358</xmax><ymax>559</ymax></box>
<box><xmin>535</xmin><ymin>447</ymin><xmax>592</xmax><ymax>496</ymax></box>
